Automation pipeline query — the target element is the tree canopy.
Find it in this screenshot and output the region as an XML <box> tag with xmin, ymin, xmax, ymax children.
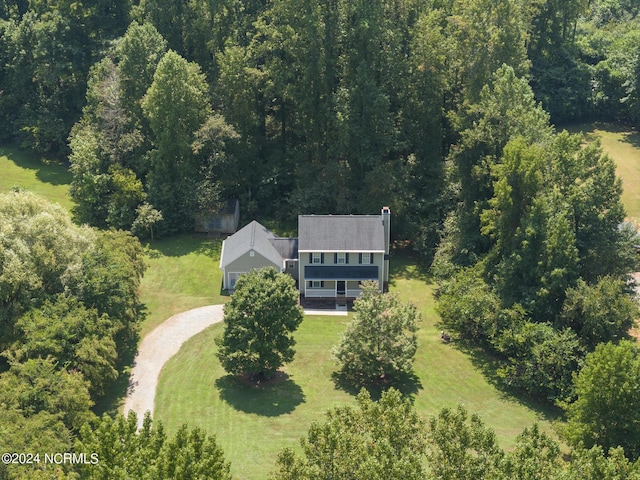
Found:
<box><xmin>271</xmin><ymin>388</ymin><xmax>427</xmax><ymax>480</ymax></box>
<box><xmin>216</xmin><ymin>267</ymin><xmax>304</xmax><ymax>381</ymax></box>
<box><xmin>561</xmin><ymin>341</ymin><xmax>640</xmax><ymax>461</ymax></box>
<box><xmin>333</xmin><ymin>282</ymin><xmax>420</xmax><ymax>386</ymax></box>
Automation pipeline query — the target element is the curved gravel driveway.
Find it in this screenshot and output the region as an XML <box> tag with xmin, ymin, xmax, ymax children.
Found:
<box><xmin>124</xmin><ymin>304</ymin><xmax>225</xmax><ymax>428</ymax></box>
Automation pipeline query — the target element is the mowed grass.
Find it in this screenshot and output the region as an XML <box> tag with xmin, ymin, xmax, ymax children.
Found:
<box><xmin>0</xmin><ymin>144</ymin><xmax>74</xmax><ymax>211</ymax></box>
<box><xmin>155</xmin><ymin>251</ymin><xmax>559</xmax><ymax>480</ymax></box>
<box><xmin>155</xmin><ymin>316</ymin><xmax>355</xmax><ymax>480</ymax></box>
<box><xmin>565</xmin><ymin>123</ymin><xmax>640</xmax><ymax>220</ymax></box>
<box><xmin>138</xmin><ymin>236</ymin><xmax>229</xmax><ymax>338</ymax></box>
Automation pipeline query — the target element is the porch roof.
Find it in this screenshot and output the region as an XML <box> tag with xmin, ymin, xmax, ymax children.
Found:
<box><xmin>305</xmin><ymin>265</ymin><xmax>378</xmax><ymax>280</ymax></box>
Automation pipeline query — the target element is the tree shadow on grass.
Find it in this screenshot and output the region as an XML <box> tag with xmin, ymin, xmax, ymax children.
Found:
<box><xmin>331</xmin><ymin>369</ymin><xmax>423</xmax><ymax>402</ymax></box>
<box><xmin>387</xmin><ymin>248</ymin><xmax>433</xmax><ymax>288</ymax></box>
<box><xmin>621</xmin><ymin>129</ymin><xmax>640</xmax><ymax>149</ymax></box>
<box><xmin>145</xmin><ymin>235</ymin><xmax>222</xmax><ymax>258</ymax></box>
<box><xmin>451</xmin><ymin>339</ymin><xmax>562</xmax><ymax>423</ymax></box>
<box><xmin>0</xmin><ymin>144</ymin><xmax>72</xmax><ymax>186</ymax></box>
<box><xmin>215</xmin><ymin>372</ymin><xmax>305</xmax><ymax>416</ymax></box>
<box><xmin>93</xmin><ymin>331</ymin><xmax>141</xmax><ymax>417</ymax></box>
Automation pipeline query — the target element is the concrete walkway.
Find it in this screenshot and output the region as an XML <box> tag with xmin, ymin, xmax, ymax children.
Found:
<box><xmin>123</xmin><ymin>304</ymin><xmax>225</xmax><ymax>428</ymax></box>
<box><xmin>303</xmin><ymin>308</ymin><xmax>349</xmax><ymax>316</ymax></box>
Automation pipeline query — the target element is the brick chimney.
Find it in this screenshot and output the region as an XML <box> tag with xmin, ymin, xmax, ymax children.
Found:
<box><xmin>381</xmin><ymin>206</ymin><xmax>391</xmax><ymax>285</ymax></box>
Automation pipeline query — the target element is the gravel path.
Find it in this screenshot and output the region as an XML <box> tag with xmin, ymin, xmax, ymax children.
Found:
<box><xmin>123</xmin><ymin>304</ymin><xmax>225</xmax><ymax>428</ymax></box>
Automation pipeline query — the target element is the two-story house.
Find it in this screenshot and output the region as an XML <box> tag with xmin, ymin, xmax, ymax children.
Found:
<box><xmin>219</xmin><ymin>207</ymin><xmax>391</xmax><ymax>300</ymax></box>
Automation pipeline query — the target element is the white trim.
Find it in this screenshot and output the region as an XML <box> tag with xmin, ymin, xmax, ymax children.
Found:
<box><xmin>227</xmin><ymin>271</ymin><xmax>244</xmax><ymax>290</ymax></box>
<box><xmin>219</xmin><ymin>240</ymin><xmax>226</xmax><ymax>270</ymax></box>
<box><xmin>299</xmin><ymin>249</ymin><xmax>385</xmax><ymax>253</ymax></box>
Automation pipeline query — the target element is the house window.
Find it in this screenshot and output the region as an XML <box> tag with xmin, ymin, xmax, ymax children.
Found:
<box><xmin>250</xmin><ymin>250</ymin><xmax>255</xmax><ymax>257</ymax></box>
<box><xmin>312</xmin><ymin>252</ymin><xmax>322</xmax><ymax>264</ymax></box>
<box><xmin>337</xmin><ymin>252</ymin><xmax>346</xmax><ymax>264</ymax></box>
<box><xmin>229</xmin><ymin>272</ymin><xmax>242</xmax><ymax>289</ymax></box>
<box><xmin>309</xmin><ymin>280</ymin><xmax>324</xmax><ymax>288</ymax></box>
<box><xmin>360</xmin><ymin>253</ymin><xmax>372</xmax><ymax>264</ymax></box>
<box><xmin>287</xmin><ymin>261</ymin><xmax>296</xmax><ymax>269</ymax></box>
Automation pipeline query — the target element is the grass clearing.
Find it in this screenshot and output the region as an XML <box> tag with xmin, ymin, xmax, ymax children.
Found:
<box><xmin>0</xmin><ymin>144</ymin><xmax>74</xmax><ymax>211</ymax></box>
<box><xmin>155</xmin><ymin>250</ymin><xmax>560</xmax><ymax>480</ymax></box>
<box><xmin>155</xmin><ymin>315</ymin><xmax>355</xmax><ymax>480</ymax></box>
<box><xmin>138</xmin><ymin>235</ymin><xmax>229</xmax><ymax>338</ymax></box>
<box><xmin>2</xmin><ymin>127</ymin><xmax>637</xmax><ymax>477</ymax></box>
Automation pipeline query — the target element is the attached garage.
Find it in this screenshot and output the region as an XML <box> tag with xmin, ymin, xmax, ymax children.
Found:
<box><xmin>219</xmin><ymin>221</ymin><xmax>298</xmax><ymax>290</ymax></box>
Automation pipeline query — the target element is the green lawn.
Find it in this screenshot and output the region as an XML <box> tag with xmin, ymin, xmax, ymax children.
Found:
<box><xmin>138</xmin><ymin>235</ymin><xmax>229</xmax><ymax>338</ymax></box>
<box><xmin>0</xmin><ymin>144</ymin><xmax>74</xmax><ymax>211</ymax></box>
<box><xmin>154</xmin><ymin>251</ymin><xmax>560</xmax><ymax>480</ymax></box>
<box><xmin>1</xmin><ymin>128</ymin><xmax>639</xmax><ymax>477</ymax></box>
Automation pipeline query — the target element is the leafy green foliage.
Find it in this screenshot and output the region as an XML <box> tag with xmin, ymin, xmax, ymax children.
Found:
<box><xmin>0</xmin><ymin>191</ymin><xmax>145</xmax><ymax>464</ymax></box>
<box><xmin>561</xmin><ymin>341</ymin><xmax>640</xmax><ymax>460</ymax></box>
<box><xmin>560</xmin><ymin>445</ymin><xmax>640</xmax><ymax>479</ymax></box>
<box><xmin>496</xmin><ymin>322</ymin><xmax>581</xmax><ymax>402</ymax></box>
<box><xmin>0</xmin><ymin>191</ymin><xmax>95</xmax><ymax>337</ymax></box>
<box><xmin>142</xmin><ymin>49</ymin><xmax>212</xmax><ymax>231</ymax></box>
<box><xmin>75</xmin><ymin>411</ymin><xmax>232</xmax><ymax>480</ymax></box>
<box><xmin>216</xmin><ymin>267</ymin><xmax>303</xmax><ymax>381</ymax></box>
<box><xmin>436</xmin><ymin>266</ymin><xmax>505</xmax><ymax>346</ymax></box>
<box><xmin>426</xmin><ymin>404</ymin><xmax>504</xmax><ymax>480</ymax></box>
<box><xmin>0</xmin><ymin>409</ymin><xmax>72</xmax><ymax>480</ymax></box>
<box><xmin>271</xmin><ymin>388</ymin><xmax>426</xmax><ymax>480</ymax></box>
<box><xmin>436</xmin><ymin>63</ymin><xmax>637</xmax><ymax>404</ymax></box>
<box><xmin>501</xmin><ymin>424</ymin><xmax>563</xmax><ymax>480</ymax></box>
<box><xmin>333</xmin><ymin>282</ymin><xmax>419</xmax><ymax>385</ymax></box>
<box><xmin>0</xmin><ymin>357</ymin><xmax>94</xmax><ymax>431</ymax></box>
<box><xmin>7</xmin><ymin>295</ymin><xmax>118</xmax><ymax>395</ymax></box>
<box><xmin>559</xmin><ymin>277</ymin><xmax>638</xmax><ymax>349</ymax></box>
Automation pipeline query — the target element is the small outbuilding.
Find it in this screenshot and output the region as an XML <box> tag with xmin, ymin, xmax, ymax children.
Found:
<box><xmin>194</xmin><ymin>199</ymin><xmax>240</xmax><ymax>235</ymax></box>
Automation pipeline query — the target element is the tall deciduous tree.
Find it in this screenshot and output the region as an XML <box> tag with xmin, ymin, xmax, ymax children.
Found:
<box><xmin>0</xmin><ymin>10</ymin><xmax>89</xmax><ymax>153</ymax></box>
<box><xmin>501</xmin><ymin>424</ymin><xmax>563</xmax><ymax>479</ymax></box>
<box><xmin>7</xmin><ymin>295</ymin><xmax>118</xmax><ymax>396</ymax></box>
<box><xmin>0</xmin><ymin>191</ymin><xmax>95</xmax><ymax>340</ymax></box>
<box><xmin>0</xmin><ymin>357</ymin><xmax>95</xmax><ymax>431</ymax></box>
<box><xmin>216</xmin><ymin>267</ymin><xmax>303</xmax><ymax>381</ymax></box>
<box><xmin>272</xmin><ymin>388</ymin><xmax>426</xmax><ymax>480</ymax></box>
<box><xmin>142</xmin><ymin>49</ymin><xmax>212</xmax><ymax>231</ymax></box>
<box><xmin>333</xmin><ymin>282</ymin><xmax>419</xmax><ymax>385</ymax></box>
<box><xmin>444</xmin><ymin>65</ymin><xmax>554</xmax><ymax>265</ymax></box>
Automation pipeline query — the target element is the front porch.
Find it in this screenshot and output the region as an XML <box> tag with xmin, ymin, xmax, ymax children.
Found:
<box><xmin>300</xmin><ymin>295</ymin><xmax>355</xmax><ymax>312</ymax></box>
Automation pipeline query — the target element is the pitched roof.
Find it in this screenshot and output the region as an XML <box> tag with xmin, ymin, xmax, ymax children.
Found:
<box><xmin>270</xmin><ymin>238</ymin><xmax>299</xmax><ymax>260</ymax></box>
<box><xmin>298</xmin><ymin>215</ymin><xmax>385</xmax><ymax>252</ymax></box>
<box><xmin>220</xmin><ymin>221</ymin><xmax>295</xmax><ymax>268</ymax></box>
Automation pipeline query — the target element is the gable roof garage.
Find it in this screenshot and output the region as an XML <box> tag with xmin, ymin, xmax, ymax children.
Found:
<box><xmin>219</xmin><ymin>221</ymin><xmax>298</xmax><ymax>290</ymax></box>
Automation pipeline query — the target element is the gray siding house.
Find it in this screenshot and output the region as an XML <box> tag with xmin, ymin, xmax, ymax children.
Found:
<box><xmin>219</xmin><ymin>221</ymin><xmax>298</xmax><ymax>290</ymax></box>
<box><xmin>219</xmin><ymin>207</ymin><xmax>391</xmax><ymax>299</ymax></box>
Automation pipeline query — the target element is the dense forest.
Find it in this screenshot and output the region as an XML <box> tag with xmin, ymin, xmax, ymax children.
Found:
<box><xmin>3</xmin><ymin>0</ymin><xmax>640</xmax><ymax>478</ymax></box>
<box><xmin>1</xmin><ymin>0</ymin><xmax>640</xmax><ymax>246</ymax></box>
